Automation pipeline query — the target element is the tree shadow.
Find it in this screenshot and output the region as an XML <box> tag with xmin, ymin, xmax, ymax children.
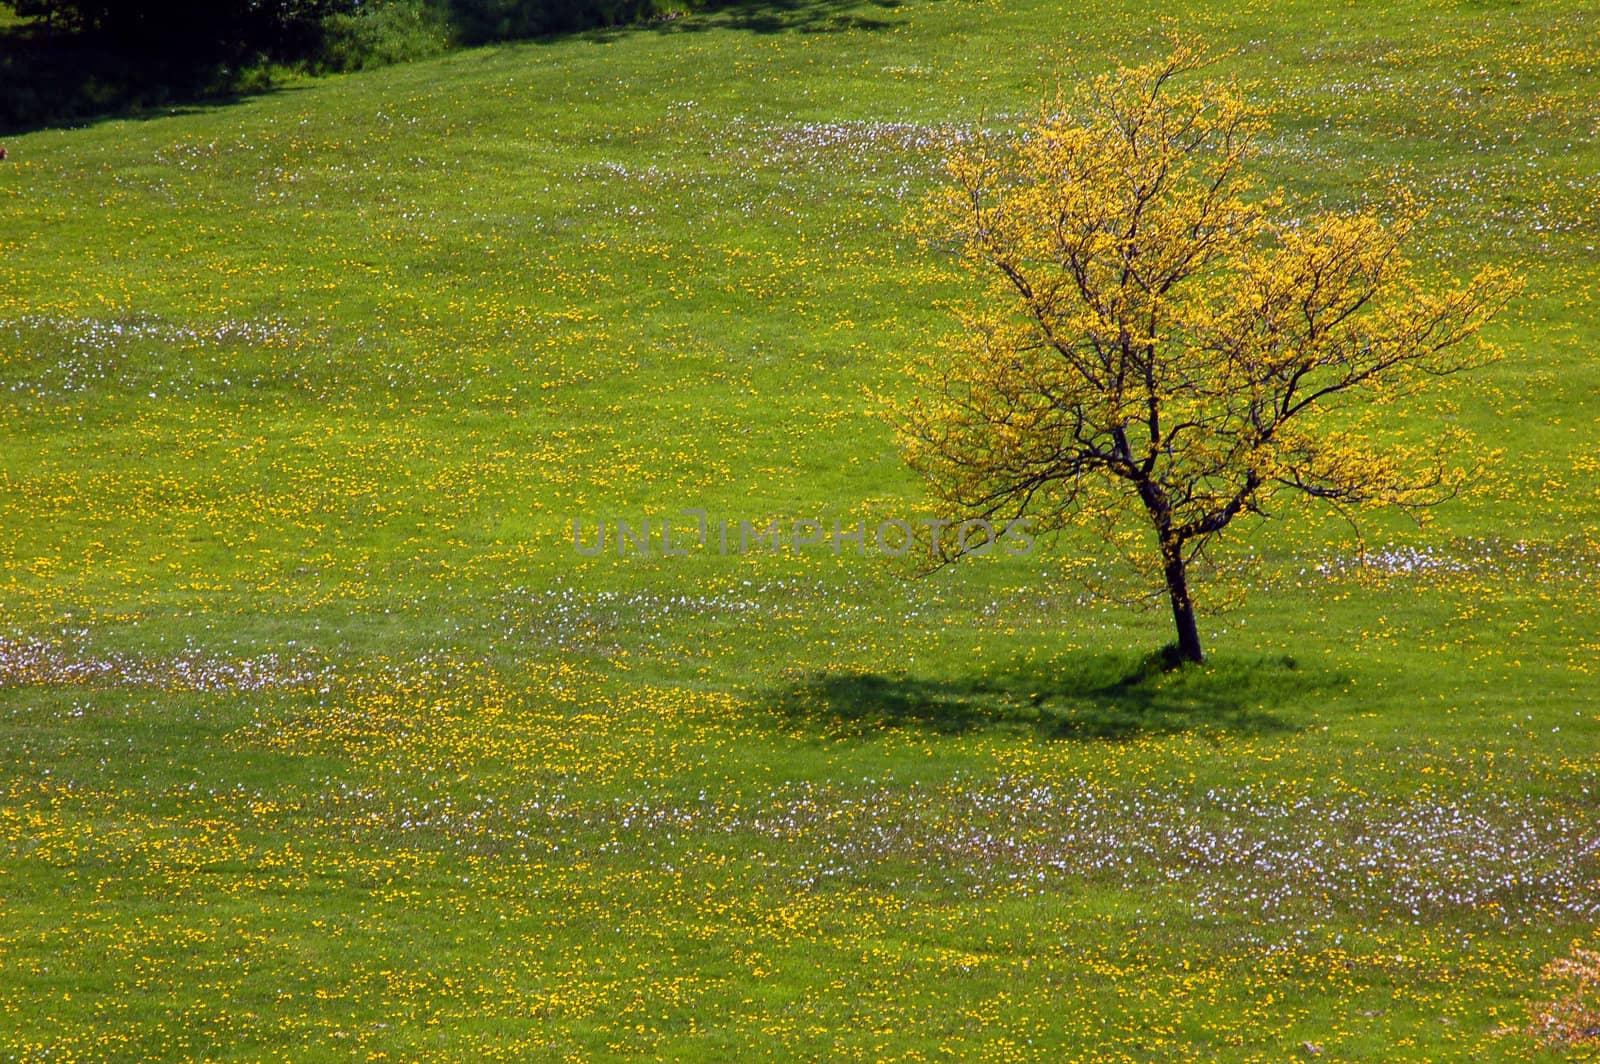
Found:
<box><xmin>1</xmin><ymin>0</ymin><xmax>910</xmax><ymax>133</ymax></box>
<box><xmin>0</xmin><ymin>22</ymin><xmax>296</xmax><ymax>135</ymax></box>
<box><xmin>766</xmin><ymin>651</ymin><xmax>1337</xmax><ymax>741</ymax></box>
<box><xmin>575</xmin><ymin>0</ymin><xmax>906</xmax><ymax>40</ymax></box>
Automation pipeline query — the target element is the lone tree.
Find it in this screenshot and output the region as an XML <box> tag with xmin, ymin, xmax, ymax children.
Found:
<box><xmin>895</xmin><ymin>45</ymin><xmax>1519</xmax><ymax>664</ymax></box>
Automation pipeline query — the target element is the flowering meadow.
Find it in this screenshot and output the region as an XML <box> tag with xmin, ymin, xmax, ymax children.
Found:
<box><xmin>2</xmin><ymin>0</ymin><xmax>1599</xmax><ymax>1059</ymax></box>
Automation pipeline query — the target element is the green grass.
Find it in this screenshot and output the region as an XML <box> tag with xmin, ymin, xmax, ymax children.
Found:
<box><xmin>2</xmin><ymin>0</ymin><xmax>1599</xmax><ymax>1058</ymax></box>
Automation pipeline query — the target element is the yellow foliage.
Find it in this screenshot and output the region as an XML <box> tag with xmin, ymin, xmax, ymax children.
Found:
<box><xmin>891</xmin><ymin>41</ymin><xmax>1522</xmax><ymax>661</ymax></box>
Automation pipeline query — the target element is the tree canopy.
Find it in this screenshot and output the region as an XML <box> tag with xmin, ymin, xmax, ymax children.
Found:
<box><xmin>894</xmin><ymin>44</ymin><xmax>1520</xmax><ymax>663</ymax></box>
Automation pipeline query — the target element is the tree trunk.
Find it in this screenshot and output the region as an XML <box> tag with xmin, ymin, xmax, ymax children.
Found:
<box><xmin>1161</xmin><ymin>544</ymin><xmax>1204</xmax><ymax>664</ymax></box>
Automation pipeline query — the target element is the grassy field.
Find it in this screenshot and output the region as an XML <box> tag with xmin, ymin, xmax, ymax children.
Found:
<box><xmin>2</xmin><ymin>0</ymin><xmax>1599</xmax><ymax>1058</ymax></box>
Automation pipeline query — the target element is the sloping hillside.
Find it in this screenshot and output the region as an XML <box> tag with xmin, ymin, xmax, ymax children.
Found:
<box><xmin>1</xmin><ymin>0</ymin><xmax>1598</xmax><ymax>1057</ymax></box>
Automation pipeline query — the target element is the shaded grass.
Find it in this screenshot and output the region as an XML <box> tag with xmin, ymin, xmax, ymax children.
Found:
<box><xmin>769</xmin><ymin>651</ymin><xmax>1322</xmax><ymax>739</ymax></box>
<box><xmin>0</xmin><ymin>19</ymin><xmax>301</xmax><ymax>135</ymax></box>
<box><xmin>0</xmin><ymin>0</ymin><xmax>912</xmax><ymax>134</ymax></box>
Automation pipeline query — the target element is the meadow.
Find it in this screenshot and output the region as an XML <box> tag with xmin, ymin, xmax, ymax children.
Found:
<box><xmin>2</xmin><ymin>0</ymin><xmax>1599</xmax><ymax>1058</ymax></box>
